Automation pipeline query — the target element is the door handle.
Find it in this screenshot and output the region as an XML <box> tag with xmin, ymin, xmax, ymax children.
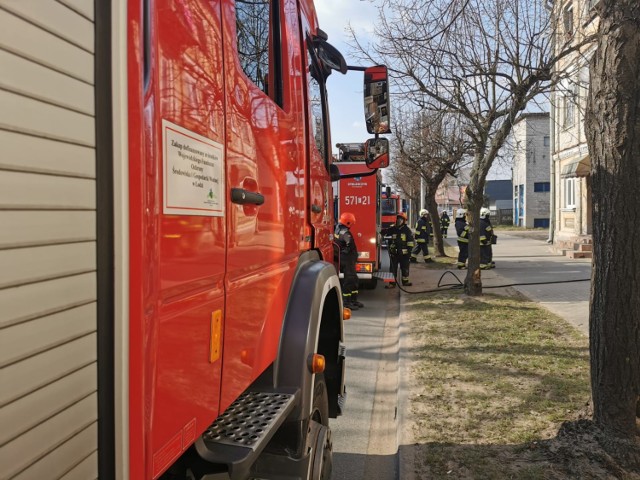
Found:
<box><xmin>231</xmin><ymin>188</ymin><xmax>264</xmax><ymax>206</ymax></box>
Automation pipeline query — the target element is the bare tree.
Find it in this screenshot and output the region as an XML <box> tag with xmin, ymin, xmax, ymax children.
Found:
<box><xmin>585</xmin><ymin>0</ymin><xmax>640</xmax><ymax>447</ymax></box>
<box><xmin>386</xmin><ymin>154</ymin><xmax>421</xmax><ymax>217</ymax></box>
<box><xmin>393</xmin><ymin>109</ymin><xmax>469</xmax><ymax>256</ymax></box>
<box><xmin>350</xmin><ymin>0</ymin><xmax>593</xmax><ymax>294</ymax></box>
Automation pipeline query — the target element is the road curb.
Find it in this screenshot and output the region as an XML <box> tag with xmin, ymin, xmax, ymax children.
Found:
<box><xmin>396</xmin><ymin>291</ymin><xmax>415</xmax><ymax>480</ymax></box>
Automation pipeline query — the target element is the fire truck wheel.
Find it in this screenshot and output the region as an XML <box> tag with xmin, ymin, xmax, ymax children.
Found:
<box><xmin>308</xmin><ymin>374</ymin><xmax>332</xmax><ymax>480</ymax></box>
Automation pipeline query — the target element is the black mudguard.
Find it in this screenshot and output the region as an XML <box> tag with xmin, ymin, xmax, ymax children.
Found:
<box><xmin>274</xmin><ymin>251</ymin><xmax>344</xmax><ymax>421</ymax></box>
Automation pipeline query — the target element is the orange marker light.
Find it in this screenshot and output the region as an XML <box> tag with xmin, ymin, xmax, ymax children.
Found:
<box><xmin>210</xmin><ymin>310</ymin><xmax>222</xmax><ymax>363</ymax></box>
<box><xmin>343</xmin><ymin>307</ymin><xmax>351</xmax><ymax>320</ymax></box>
<box><xmin>301</xmin><ymin>225</ymin><xmax>312</xmax><ymax>249</ymax></box>
<box><xmin>309</xmin><ymin>354</ymin><xmax>326</xmax><ymax>374</ymax></box>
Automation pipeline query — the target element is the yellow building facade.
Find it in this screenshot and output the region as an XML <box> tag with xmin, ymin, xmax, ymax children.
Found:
<box><xmin>550</xmin><ymin>0</ymin><xmax>599</xmax><ymax>257</ymax></box>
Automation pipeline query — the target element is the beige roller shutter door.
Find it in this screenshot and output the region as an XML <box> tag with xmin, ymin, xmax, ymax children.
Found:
<box><xmin>0</xmin><ymin>1</ymin><xmax>98</xmax><ymax>478</ymax></box>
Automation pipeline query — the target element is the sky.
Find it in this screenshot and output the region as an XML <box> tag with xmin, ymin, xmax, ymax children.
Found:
<box><xmin>315</xmin><ymin>1</ymin><xmax>380</xmax><ymax>155</ymax></box>
<box><xmin>315</xmin><ymin>2</ymin><xmax>512</xmax><ymax>181</ymax></box>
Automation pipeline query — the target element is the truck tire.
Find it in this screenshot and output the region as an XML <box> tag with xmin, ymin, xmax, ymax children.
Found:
<box><xmin>308</xmin><ymin>374</ymin><xmax>332</xmax><ymax>480</ymax></box>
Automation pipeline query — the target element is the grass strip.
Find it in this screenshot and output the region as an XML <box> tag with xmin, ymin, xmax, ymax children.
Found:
<box><xmin>405</xmin><ymin>291</ymin><xmax>591</xmax><ymax>478</ymax></box>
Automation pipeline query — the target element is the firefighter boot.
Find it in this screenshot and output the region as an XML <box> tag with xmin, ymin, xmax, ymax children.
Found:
<box><xmin>343</xmin><ymin>295</ymin><xmax>359</xmax><ymax>310</ymax></box>
<box><xmin>402</xmin><ymin>277</ymin><xmax>412</xmax><ymax>286</ymax></box>
<box><xmin>352</xmin><ymin>293</ymin><xmax>364</xmax><ymax>308</ymax></box>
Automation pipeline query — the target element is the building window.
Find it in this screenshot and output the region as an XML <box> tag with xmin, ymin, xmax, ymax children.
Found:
<box><xmin>563</xmin><ymin>3</ymin><xmax>574</xmax><ymax>38</ymax></box>
<box><xmin>534</xmin><ymin>182</ymin><xmax>551</xmax><ymax>192</ymax></box>
<box><xmin>563</xmin><ymin>85</ymin><xmax>576</xmax><ymax>128</ymax></box>
<box><xmin>564</xmin><ymin>178</ymin><xmax>576</xmax><ymax>208</ymax></box>
<box><xmin>543</xmin><ymin>136</ymin><xmax>550</xmax><ymax>147</ymax></box>
<box><xmin>586</xmin><ymin>0</ymin><xmax>599</xmax><ymax>12</ymax></box>
<box><xmin>579</xmin><ymin>64</ymin><xmax>590</xmax><ymax>100</ymax></box>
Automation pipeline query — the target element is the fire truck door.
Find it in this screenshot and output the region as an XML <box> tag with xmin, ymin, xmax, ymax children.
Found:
<box><xmin>219</xmin><ymin>1</ymin><xmax>307</xmax><ymax>410</ymax></box>
<box><xmin>137</xmin><ymin>2</ymin><xmax>226</xmax><ymax>476</ymax></box>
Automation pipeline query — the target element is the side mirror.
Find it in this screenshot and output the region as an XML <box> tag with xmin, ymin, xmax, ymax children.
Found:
<box><xmin>364</xmin><ymin>66</ymin><xmax>391</xmax><ymax>135</ymax></box>
<box><xmin>364</xmin><ymin>138</ymin><xmax>390</xmax><ymax>169</ymax></box>
<box><xmin>313</xmin><ymin>31</ymin><xmax>348</xmax><ymax>76</ymax></box>
<box><xmin>329</xmin><ymin>163</ymin><xmax>341</xmax><ymax>182</ymax></box>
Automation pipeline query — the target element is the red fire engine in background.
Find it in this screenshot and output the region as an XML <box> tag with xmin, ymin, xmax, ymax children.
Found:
<box><xmin>333</xmin><ymin>143</ymin><xmax>383</xmax><ymax>289</ymax></box>
<box><xmin>381</xmin><ymin>191</ymin><xmax>403</xmax><ymax>229</ymax></box>
<box><xmin>0</xmin><ymin>1</ymin><xmax>392</xmax><ymax>479</ymax></box>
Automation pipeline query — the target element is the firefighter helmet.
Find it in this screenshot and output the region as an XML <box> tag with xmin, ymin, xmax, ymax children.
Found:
<box><xmin>397</xmin><ymin>212</ymin><xmax>408</xmax><ymax>221</ymax></box>
<box><xmin>480</xmin><ymin>207</ymin><xmax>491</xmax><ymax>218</ymax></box>
<box><xmin>419</xmin><ymin>209</ymin><xmax>428</xmax><ymax>217</ymax></box>
<box><xmin>456</xmin><ymin>208</ymin><xmax>467</xmax><ymax>219</ymax></box>
<box><xmin>339</xmin><ymin>212</ymin><xmax>356</xmax><ymax>227</ymax></box>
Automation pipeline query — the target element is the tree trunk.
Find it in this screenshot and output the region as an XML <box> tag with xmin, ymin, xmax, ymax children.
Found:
<box><xmin>464</xmin><ymin>187</ymin><xmax>484</xmax><ymax>296</ymax></box>
<box><xmin>585</xmin><ymin>0</ymin><xmax>640</xmax><ymax>439</ymax></box>
<box><xmin>426</xmin><ymin>197</ymin><xmax>445</xmax><ymax>257</ymax></box>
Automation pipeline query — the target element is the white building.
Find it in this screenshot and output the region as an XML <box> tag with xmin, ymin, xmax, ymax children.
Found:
<box><xmin>511</xmin><ymin>113</ymin><xmax>551</xmax><ymax>228</ymax></box>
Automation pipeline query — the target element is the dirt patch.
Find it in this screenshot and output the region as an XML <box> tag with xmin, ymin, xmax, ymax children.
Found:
<box><xmin>402</xmin><ymin>292</ymin><xmax>640</xmax><ymax>479</ymax></box>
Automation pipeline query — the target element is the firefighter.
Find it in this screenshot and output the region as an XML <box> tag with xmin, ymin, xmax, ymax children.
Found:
<box><xmin>479</xmin><ymin>207</ymin><xmax>495</xmax><ymax>270</ymax></box>
<box><xmin>411</xmin><ymin>209</ymin><xmax>432</xmax><ymax>263</ymax></box>
<box><xmin>440</xmin><ymin>210</ymin><xmax>450</xmax><ymax>238</ymax></box>
<box><xmin>382</xmin><ymin>212</ymin><xmax>415</xmax><ymax>287</ymax></box>
<box><xmin>335</xmin><ymin>212</ymin><xmax>363</xmax><ymax>310</ymax></box>
<box><xmin>455</xmin><ymin>208</ymin><xmax>470</xmax><ymax>269</ymax></box>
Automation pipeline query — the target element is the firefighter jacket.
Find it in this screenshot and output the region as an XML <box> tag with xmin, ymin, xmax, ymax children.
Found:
<box><xmin>479</xmin><ymin>218</ymin><xmax>494</xmax><ymax>246</ymax></box>
<box><xmin>414</xmin><ymin>216</ymin><xmax>430</xmax><ymax>243</ymax></box>
<box><xmin>440</xmin><ymin>213</ymin><xmax>450</xmax><ymax>229</ymax></box>
<box><xmin>455</xmin><ymin>218</ymin><xmax>470</xmax><ymax>243</ymax></box>
<box><xmin>382</xmin><ymin>223</ymin><xmax>415</xmax><ymax>256</ymax></box>
<box><xmin>334</xmin><ymin>223</ymin><xmax>358</xmax><ymax>263</ymax></box>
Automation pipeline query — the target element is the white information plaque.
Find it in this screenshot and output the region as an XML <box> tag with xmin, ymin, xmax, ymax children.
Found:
<box><xmin>162</xmin><ymin>119</ymin><xmax>225</xmax><ymax>216</ymax></box>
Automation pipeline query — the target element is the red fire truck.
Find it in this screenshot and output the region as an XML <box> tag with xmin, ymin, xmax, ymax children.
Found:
<box><xmin>381</xmin><ymin>192</ymin><xmax>403</xmax><ymax>229</ymax></box>
<box><xmin>0</xmin><ymin>1</ymin><xmax>391</xmax><ymax>479</ymax></box>
<box><xmin>334</xmin><ymin>144</ymin><xmax>383</xmax><ymax>289</ymax></box>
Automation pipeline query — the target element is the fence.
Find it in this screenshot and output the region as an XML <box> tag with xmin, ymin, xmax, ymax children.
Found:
<box><xmin>490</xmin><ymin>208</ymin><xmax>513</xmax><ymax>225</ymax></box>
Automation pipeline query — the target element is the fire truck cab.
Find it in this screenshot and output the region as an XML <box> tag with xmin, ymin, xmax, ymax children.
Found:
<box><xmin>381</xmin><ymin>192</ymin><xmax>404</xmax><ymax>230</ymax></box>
<box><xmin>333</xmin><ymin>143</ymin><xmax>385</xmax><ymax>289</ymax></box>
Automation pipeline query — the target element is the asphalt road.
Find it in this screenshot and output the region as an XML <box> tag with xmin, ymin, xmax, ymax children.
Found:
<box><xmin>331</xmin><ymin>253</ymin><xmax>400</xmax><ymax>480</ymax></box>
